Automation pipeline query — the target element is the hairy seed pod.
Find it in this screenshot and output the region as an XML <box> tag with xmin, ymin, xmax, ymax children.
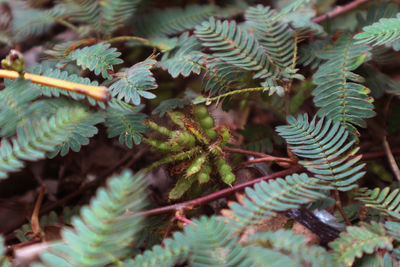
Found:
<box><xmin>209</xmin><ymin>144</ymin><xmax>223</xmax><ymax>156</ymax></box>
<box><xmin>168</xmin><ymin>111</ymin><xmax>185</xmax><ymax>129</ymax></box>
<box><xmin>217</xmin><ymin>126</ymin><xmax>230</xmax><ymax>145</ymax></box>
<box><xmin>146</xmin><ymin>121</ymin><xmax>173</xmax><ymax>137</ymax></box>
<box><xmin>205</xmin><ymin>129</ymin><xmax>217</xmax><ymax>141</ymax></box>
<box><xmin>218</xmin><ymin>164</ymin><xmax>232</xmax><ymax>174</ymax></box>
<box><xmin>221</xmin><ymin>172</ymin><xmax>235</xmax><ymax>186</ymax></box>
<box><xmin>193</xmin><ymin>105</ymin><xmax>209</xmax><ymax>120</ymax></box>
<box><xmin>173</xmin><ymin>131</ymin><xmax>196</xmax><ymax>148</ymax></box>
<box><xmin>186</xmin><ymin>154</ymin><xmax>207</xmax><ymax>177</ymax></box>
<box><xmin>199</xmin><ymin>116</ymin><xmax>214</xmax><ymax>130</ymax></box>
<box><xmin>197</xmin><ymin>163</ymin><xmax>211</xmax><ymax>184</ymax></box>
<box><xmin>215</xmin><ymin>158</ymin><xmax>227</xmax><ymax>169</ymax></box>
<box><xmin>169</xmin><ymin>175</ymin><xmax>197</xmax><ymax>199</ymax></box>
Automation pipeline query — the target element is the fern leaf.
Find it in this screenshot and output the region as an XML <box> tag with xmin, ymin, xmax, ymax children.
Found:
<box><xmin>0</xmin><ymin>236</ymin><xmax>9</xmax><ymax>267</ymax></box>
<box><xmin>158</xmin><ymin>33</ymin><xmax>205</xmax><ymax>78</ymax></box>
<box><xmin>152</xmin><ymin>98</ymin><xmax>190</xmax><ymax>117</ymax></box>
<box><xmin>202</xmin><ymin>60</ymin><xmax>248</xmax><ymax>96</ymax></box>
<box><xmin>298</xmin><ymin>39</ymin><xmax>330</xmax><ymax>69</ymax></box>
<box><xmin>244</xmin><ymin>229</ymin><xmax>333</xmax><ymax>266</ymax></box>
<box><xmin>105</xmin><ymin>99</ymin><xmax>148</xmax><ymax>148</ymax></box>
<box><xmin>276</xmin><ymin>114</ymin><xmax>366</xmax><ymax>191</ymax></box>
<box><xmin>227</xmin><ymin>173</ymin><xmax>331</xmax><ymax>229</ymax></box>
<box><xmin>312</xmin><ymin>34</ymin><xmax>375</xmax><ymax>132</ymax></box>
<box><xmin>48</xmin><ymin>111</ymin><xmax>105</xmax><ymax>158</ymax></box>
<box><xmin>195</xmin><ymin>17</ymin><xmax>279</xmax><ymax>79</ymax></box>
<box><xmin>354</xmin><ymin>13</ymin><xmax>400</xmax><ymax>47</ymax></box>
<box><xmin>99</xmin><ymin>0</ymin><xmax>140</xmax><ymax>35</ymax></box>
<box><xmin>329</xmin><ymin>222</ymin><xmax>393</xmax><ymax>266</ymax></box>
<box><xmin>0</xmin><ymin>107</ymin><xmax>96</xmax><ymax>179</ymax></box>
<box><xmin>110</xmin><ymin>58</ymin><xmax>157</xmax><ymax>105</ymax></box>
<box><xmin>31</xmin><ymin>65</ymin><xmax>106</xmax><ymax>108</ymax></box>
<box><xmin>11</xmin><ymin>3</ymin><xmax>66</xmax><ymax>40</ymax></box>
<box><xmin>133</xmin><ymin>5</ymin><xmax>216</xmax><ymax>37</ymax></box>
<box><xmin>35</xmin><ymin>170</ymin><xmax>148</xmax><ymax>267</ymax></box>
<box><xmin>0</xmin><ymin>79</ymin><xmax>41</xmax><ymax>137</ymax></box>
<box><xmin>60</xmin><ymin>0</ymin><xmax>100</xmax><ymax>32</ymax></box>
<box><xmin>68</xmin><ymin>42</ymin><xmax>123</xmax><ymax>79</ymax></box>
<box><xmin>355</xmin><ymin>187</ymin><xmax>400</xmax><ymax>220</ymax></box>
<box><xmin>245</xmin><ymin>5</ymin><xmax>296</xmax><ymax>72</ymax></box>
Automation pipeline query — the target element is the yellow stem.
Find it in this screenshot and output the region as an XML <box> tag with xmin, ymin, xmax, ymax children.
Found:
<box><xmin>0</xmin><ymin>69</ymin><xmax>110</xmax><ymax>101</ymax></box>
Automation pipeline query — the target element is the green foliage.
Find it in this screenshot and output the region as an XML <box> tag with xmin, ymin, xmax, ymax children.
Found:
<box><xmin>99</xmin><ymin>0</ymin><xmax>140</xmax><ymax>35</ymax></box>
<box><xmin>0</xmin><ymin>79</ymin><xmax>41</xmax><ymax>137</ymax></box>
<box><xmin>0</xmin><ymin>107</ymin><xmax>98</xmax><ymax>179</ymax></box>
<box><xmin>227</xmin><ymin>173</ymin><xmax>332</xmax><ymax>229</ymax></box>
<box><xmin>329</xmin><ymin>222</ymin><xmax>393</xmax><ymax>266</ymax></box>
<box><xmin>132</xmin><ymin>5</ymin><xmax>216</xmax><ymax>38</ymax></box>
<box><xmin>105</xmin><ymin>99</ymin><xmax>148</xmax><ymax>148</ymax></box>
<box><xmin>35</xmin><ymin>170</ymin><xmax>148</xmax><ymax>267</ymax></box>
<box><xmin>195</xmin><ymin>17</ymin><xmax>279</xmax><ymax>80</ymax></box>
<box><xmin>67</xmin><ymin>42</ymin><xmax>123</xmax><ymax>79</ymax></box>
<box><xmin>312</xmin><ymin>34</ymin><xmax>375</xmax><ymax>132</ymax></box>
<box><xmin>354</xmin><ymin>13</ymin><xmax>400</xmax><ymax>48</ymax></box>
<box><xmin>158</xmin><ymin>33</ymin><xmax>204</xmax><ymax>78</ymax></box>
<box><xmin>355</xmin><ymin>187</ymin><xmax>400</xmax><ymax>220</ymax></box>
<box><xmin>276</xmin><ymin>114</ymin><xmax>366</xmax><ymax>191</ymax></box>
<box><xmin>0</xmin><ymin>236</ymin><xmax>9</xmax><ymax>267</ymax></box>
<box><xmin>110</xmin><ymin>58</ymin><xmax>157</xmax><ymax>105</ymax></box>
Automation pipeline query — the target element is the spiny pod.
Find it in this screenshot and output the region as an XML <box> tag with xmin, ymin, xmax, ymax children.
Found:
<box><xmin>215</xmin><ymin>158</ymin><xmax>235</xmax><ymax>186</ymax></box>
<box><xmin>186</xmin><ymin>153</ymin><xmax>207</xmax><ymax>177</ymax></box>
<box><xmin>168</xmin><ymin>111</ymin><xmax>185</xmax><ymax>129</ymax></box>
<box><xmin>197</xmin><ymin>163</ymin><xmax>211</xmax><ymax>184</ymax></box>
<box><xmin>169</xmin><ymin>175</ymin><xmax>197</xmax><ymax>199</ymax></box>
<box><xmin>171</xmin><ymin>131</ymin><xmax>196</xmax><ymax>148</ymax></box>
<box><xmin>146</xmin><ymin>121</ymin><xmax>173</xmax><ymax>137</ymax></box>
<box><xmin>144</xmin><ymin>138</ymin><xmax>170</xmax><ymax>152</ymax></box>
<box><xmin>193</xmin><ymin>105</ymin><xmax>217</xmax><ymax>141</ymax></box>
<box><xmin>217</xmin><ymin>126</ymin><xmax>230</xmax><ymax>145</ymax></box>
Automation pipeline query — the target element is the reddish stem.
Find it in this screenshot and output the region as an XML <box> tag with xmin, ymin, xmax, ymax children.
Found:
<box><xmin>312</xmin><ymin>0</ymin><xmax>370</xmax><ymax>24</ymax></box>
<box><xmin>129</xmin><ymin>167</ymin><xmax>301</xmax><ymax>217</ymax></box>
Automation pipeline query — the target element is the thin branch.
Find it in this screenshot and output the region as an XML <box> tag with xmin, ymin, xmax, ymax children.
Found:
<box><xmin>0</xmin><ymin>69</ymin><xmax>110</xmax><ymax>101</ymax></box>
<box><xmin>127</xmin><ymin>167</ymin><xmax>301</xmax><ymax>217</ymax></box>
<box><xmin>107</xmin><ymin>35</ymin><xmax>149</xmax><ymax>44</ymax></box>
<box><xmin>312</xmin><ymin>0</ymin><xmax>370</xmax><ymax>24</ymax></box>
<box><xmin>383</xmin><ymin>136</ymin><xmax>400</xmax><ymax>182</ymax></box>
<box><xmin>223</xmin><ymin>147</ymin><xmax>275</xmax><ymax>158</ymax></box>
<box><xmin>334</xmin><ymin>190</ymin><xmax>351</xmax><ymax>226</ymax></box>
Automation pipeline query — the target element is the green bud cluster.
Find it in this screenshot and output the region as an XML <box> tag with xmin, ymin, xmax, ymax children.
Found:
<box><xmin>145</xmin><ymin>104</ymin><xmax>235</xmax><ymax>199</ymax></box>
<box><xmin>1</xmin><ymin>49</ymin><xmax>25</xmax><ymax>74</ymax></box>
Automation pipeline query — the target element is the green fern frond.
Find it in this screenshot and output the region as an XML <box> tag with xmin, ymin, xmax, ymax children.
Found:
<box><xmin>48</xmin><ymin>111</ymin><xmax>105</xmax><ymax>158</ymax></box>
<box><xmin>158</xmin><ymin>33</ymin><xmax>205</xmax><ymax>78</ymax></box>
<box><xmin>11</xmin><ymin>3</ymin><xmax>66</xmax><ymax>40</ymax></box>
<box><xmin>202</xmin><ymin>60</ymin><xmax>248</xmax><ymax>96</ymax></box>
<box><xmin>313</xmin><ymin>34</ymin><xmax>375</xmax><ymax>132</ymax></box>
<box><xmin>67</xmin><ymin>42</ymin><xmax>123</xmax><ymax>79</ymax></box>
<box><xmin>227</xmin><ymin>173</ymin><xmax>331</xmax><ymax>229</ymax></box>
<box><xmin>244</xmin><ymin>229</ymin><xmax>333</xmax><ymax>266</ymax></box>
<box><xmin>0</xmin><ymin>79</ymin><xmax>41</xmax><ymax>137</ymax></box>
<box><xmin>0</xmin><ymin>107</ymin><xmax>96</xmax><ymax>179</ymax></box>
<box><xmin>355</xmin><ymin>187</ymin><xmax>400</xmax><ymax>220</ymax></box>
<box><xmin>276</xmin><ymin>114</ymin><xmax>366</xmax><ymax>191</ymax></box>
<box><xmin>110</xmin><ymin>58</ymin><xmax>157</xmax><ymax>105</ymax></box>
<box><xmin>152</xmin><ymin>98</ymin><xmax>190</xmax><ymax>117</ymax></box>
<box><xmin>132</xmin><ymin>5</ymin><xmax>216</xmax><ymax>38</ymax></box>
<box><xmin>195</xmin><ymin>17</ymin><xmax>280</xmax><ymax>79</ymax></box>
<box><xmin>329</xmin><ymin>222</ymin><xmax>393</xmax><ymax>266</ymax></box>
<box><xmin>277</xmin><ymin>0</ymin><xmax>311</xmax><ymax>17</ymax></box>
<box><xmin>31</xmin><ymin>66</ymin><xmax>106</xmax><ymax>108</ymax></box>
<box><xmin>130</xmin><ymin>216</ymin><xmax>248</xmax><ymax>266</ymax></box>
<box><xmin>61</xmin><ymin>0</ymin><xmax>100</xmax><ymax>32</ymax></box>
<box><xmin>354</xmin><ymin>2</ymin><xmax>400</xmax><ymax>51</ymax></box>
<box><xmin>35</xmin><ymin>170</ymin><xmax>148</xmax><ymax>267</ymax></box>
<box><xmin>298</xmin><ymin>39</ymin><xmax>330</xmax><ymax>69</ymax></box>
<box><xmin>105</xmin><ymin>99</ymin><xmax>148</xmax><ymax>148</ymax></box>
<box><xmin>0</xmin><ymin>236</ymin><xmax>9</xmax><ymax>267</ymax></box>
<box><xmin>245</xmin><ymin>5</ymin><xmax>296</xmax><ymax>72</ymax></box>
<box><xmin>99</xmin><ymin>0</ymin><xmax>141</xmax><ymax>35</ymax></box>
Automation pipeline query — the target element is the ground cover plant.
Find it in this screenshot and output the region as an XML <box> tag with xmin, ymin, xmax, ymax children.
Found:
<box><xmin>2</xmin><ymin>0</ymin><xmax>400</xmax><ymax>266</ymax></box>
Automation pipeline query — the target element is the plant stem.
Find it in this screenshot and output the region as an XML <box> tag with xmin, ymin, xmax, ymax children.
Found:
<box><xmin>127</xmin><ymin>167</ymin><xmax>301</xmax><ymax>217</ymax></box>
<box><xmin>312</xmin><ymin>0</ymin><xmax>370</xmax><ymax>24</ymax></box>
<box><xmin>0</xmin><ymin>69</ymin><xmax>110</xmax><ymax>101</ymax></box>
<box><xmin>334</xmin><ymin>190</ymin><xmax>352</xmax><ymax>226</ymax></box>
<box><xmin>107</xmin><ymin>36</ymin><xmax>149</xmax><ymax>44</ymax></box>
<box><xmin>383</xmin><ymin>136</ymin><xmax>400</xmax><ymax>182</ymax></box>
